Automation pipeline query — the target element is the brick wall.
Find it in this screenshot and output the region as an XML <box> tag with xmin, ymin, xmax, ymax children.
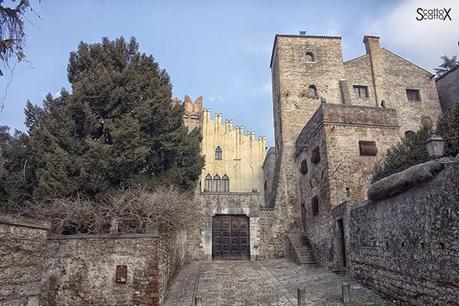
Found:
<box><xmin>0</xmin><ymin>215</ymin><xmax>49</xmax><ymax>306</ymax></box>
<box><xmin>349</xmin><ymin>156</ymin><xmax>459</xmax><ymax>305</ymax></box>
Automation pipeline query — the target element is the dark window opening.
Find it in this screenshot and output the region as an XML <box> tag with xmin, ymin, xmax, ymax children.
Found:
<box><xmin>213</xmin><ymin>174</ymin><xmax>221</xmax><ymax>192</ymax></box>
<box><xmin>190</xmin><ymin>115</ymin><xmax>200</xmax><ymax>120</ymax></box>
<box><xmin>308</xmin><ymin>85</ymin><xmax>318</xmax><ymax>98</ymax></box>
<box><xmin>353</xmin><ymin>85</ymin><xmax>368</xmax><ymax>98</ymax></box>
<box><xmin>359</xmin><ymin>141</ymin><xmax>378</xmax><ymax>156</ymax></box>
<box><xmin>311</xmin><ymin>147</ymin><xmax>321</xmax><ymax>164</ymax></box>
<box><xmin>222</xmin><ymin>175</ymin><xmax>230</xmax><ymax>192</ymax></box>
<box><xmin>204</xmin><ymin>174</ymin><xmax>212</xmax><ymax>192</ymax></box>
<box><xmin>346</xmin><ymin>188</ymin><xmax>351</xmax><ymax>198</ymax></box>
<box><xmin>300</xmin><ymin>159</ymin><xmax>308</xmax><ymax>175</ymax></box>
<box><xmin>215</xmin><ymin>146</ymin><xmax>223</xmax><ymax>160</ymax></box>
<box><xmin>305</xmin><ymin>52</ymin><xmax>315</xmax><ymax>62</ymax></box>
<box><xmin>311</xmin><ymin>196</ymin><xmax>319</xmax><ymax>216</ymax></box>
<box><xmin>406</xmin><ymin>89</ymin><xmax>421</xmax><ymax>101</ymax></box>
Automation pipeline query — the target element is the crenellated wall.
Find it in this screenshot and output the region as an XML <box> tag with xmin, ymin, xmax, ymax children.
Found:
<box><xmin>200</xmin><ymin>108</ymin><xmax>266</xmax><ymax>194</ymax></box>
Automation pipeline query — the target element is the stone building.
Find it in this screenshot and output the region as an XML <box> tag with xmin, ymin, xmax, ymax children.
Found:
<box><xmin>436</xmin><ymin>64</ymin><xmax>459</xmax><ymax>113</ymax></box>
<box><xmin>267</xmin><ymin>34</ymin><xmax>443</xmax><ymax>267</ymax></box>
<box><xmin>179</xmin><ymin>95</ymin><xmax>267</xmax><ymax>261</ymax></box>
<box><xmin>179</xmin><ymin>34</ymin><xmax>443</xmax><ymax>264</ymax></box>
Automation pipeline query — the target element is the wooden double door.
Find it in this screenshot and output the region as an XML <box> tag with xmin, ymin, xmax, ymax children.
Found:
<box><xmin>212</xmin><ymin>215</ymin><xmax>250</xmax><ymax>260</ymax></box>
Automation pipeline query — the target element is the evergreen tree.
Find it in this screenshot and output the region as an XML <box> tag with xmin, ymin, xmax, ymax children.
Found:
<box><xmin>434</xmin><ymin>55</ymin><xmax>458</xmax><ymax>77</ymax></box>
<box><xmin>3</xmin><ymin>36</ymin><xmax>204</xmax><ymax>202</ymax></box>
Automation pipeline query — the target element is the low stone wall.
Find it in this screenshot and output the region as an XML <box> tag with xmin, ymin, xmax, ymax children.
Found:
<box><xmin>159</xmin><ymin>229</ymin><xmax>187</xmax><ymax>303</ymax></box>
<box><xmin>0</xmin><ymin>215</ymin><xmax>50</xmax><ymax>306</ymax></box>
<box><xmin>350</xmin><ymin>157</ymin><xmax>459</xmax><ymax>305</ymax></box>
<box><xmin>40</xmin><ymin>228</ymin><xmax>187</xmax><ymax>306</ymax></box>
<box><xmin>41</xmin><ymin>233</ymin><xmax>161</xmax><ymax>306</ymax></box>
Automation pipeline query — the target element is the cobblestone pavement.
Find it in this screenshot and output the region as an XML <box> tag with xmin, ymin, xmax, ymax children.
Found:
<box><xmin>165</xmin><ymin>259</ymin><xmax>390</xmax><ymax>306</ymax></box>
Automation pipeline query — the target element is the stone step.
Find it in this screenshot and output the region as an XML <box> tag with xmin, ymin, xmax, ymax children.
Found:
<box><xmin>286</xmin><ymin>232</ymin><xmax>318</xmax><ymax>266</ymax></box>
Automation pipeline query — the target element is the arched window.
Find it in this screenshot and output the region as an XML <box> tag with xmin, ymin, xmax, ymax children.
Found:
<box><xmin>300</xmin><ymin>159</ymin><xmax>308</xmax><ymax>175</ymax></box>
<box><xmin>215</xmin><ymin>146</ymin><xmax>223</xmax><ymax>160</ymax></box>
<box><xmin>305</xmin><ymin>52</ymin><xmax>315</xmax><ymax>62</ymax></box>
<box><xmin>213</xmin><ymin>174</ymin><xmax>221</xmax><ymax>192</ymax></box>
<box><xmin>308</xmin><ymin>85</ymin><xmax>317</xmax><ymax>98</ymax></box>
<box><xmin>222</xmin><ymin>175</ymin><xmax>230</xmax><ymax>192</ymax></box>
<box><xmin>205</xmin><ymin>174</ymin><xmax>212</xmax><ymax>192</ymax></box>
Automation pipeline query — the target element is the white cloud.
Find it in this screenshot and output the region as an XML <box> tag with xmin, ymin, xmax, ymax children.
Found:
<box><xmin>208</xmin><ymin>95</ymin><xmax>224</xmax><ymax>103</ymax></box>
<box><xmin>367</xmin><ymin>0</ymin><xmax>459</xmax><ymax>71</ymax></box>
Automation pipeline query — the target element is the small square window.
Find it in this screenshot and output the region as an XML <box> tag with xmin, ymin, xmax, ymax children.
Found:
<box><xmin>353</xmin><ymin>85</ymin><xmax>368</xmax><ymax>98</ymax></box>
<box><xmin>406</xmin><ymin>89</ymin><xmax>421</xmax><ymax>102</ymax></box>
<box><xmin>359</xmin><ymin>141</ymin><xmax>378</xmax><ymax>156</ymax></box>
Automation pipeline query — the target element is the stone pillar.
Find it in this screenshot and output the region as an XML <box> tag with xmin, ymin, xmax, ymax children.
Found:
<box><xmin>342</xmin><ymin>282</ymin><xmax>351</xmax><ymax>303</ymax></box>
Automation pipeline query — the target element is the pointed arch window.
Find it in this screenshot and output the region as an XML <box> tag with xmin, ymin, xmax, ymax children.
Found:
<box><xmin>222</xmin><ymin>175</ymin><xmax>230</xmax><ymax>192</ymax></box>
<box><xmin>215</xmin><ymin>146</ymin><xmax>223</xmax><ymax>160</ymax></box>
<box><xmin>205</xmin><ymin>174</ymin><xmax>212</xmax><ymax>192</ymax></box>
<box><xmin>213</xmin><ymin>174</ymin><xmax>221</xmax><ymax>192</ymax></box>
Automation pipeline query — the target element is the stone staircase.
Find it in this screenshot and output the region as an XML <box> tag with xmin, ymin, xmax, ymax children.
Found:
<box><xmin>286</xmin><ymin>232</ymin><xmax>317</xmax><ymax>266</ymax></box>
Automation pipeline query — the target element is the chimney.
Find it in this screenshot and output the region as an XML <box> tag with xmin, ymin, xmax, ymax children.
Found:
<box><xmin>363</xmin><ymin>35</ymin><xmax>380</xmax><ymax>55</ymax></box>
<box><xmin>363</xmin><ymin>35</ymin><xmax>385</xmax><ymax>107</ymax></box>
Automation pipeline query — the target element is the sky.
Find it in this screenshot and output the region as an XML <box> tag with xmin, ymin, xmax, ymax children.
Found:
<box><xmin>1</xmin><ymin>0</ymin><xmax>458</xmax><ymax>146</ymax></box>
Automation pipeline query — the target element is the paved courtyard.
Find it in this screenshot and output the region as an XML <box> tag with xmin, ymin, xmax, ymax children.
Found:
<box><xmin>164</xmin><ymin>259</ymin><xmax>390</xmax><ymax>306</ymax></box>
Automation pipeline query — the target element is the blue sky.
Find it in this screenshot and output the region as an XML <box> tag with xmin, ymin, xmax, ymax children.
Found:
<box><xmin>1</xmin><ymin>0</ymin><xmax>458</xmax><ymax>146</ymax></box>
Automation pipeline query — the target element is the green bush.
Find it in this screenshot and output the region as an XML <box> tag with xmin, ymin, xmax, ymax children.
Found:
<box><xmin>437</xmin><ymin>104</ymin><xmax>459</xmax><ymax>158</ymax></box>
<box><xmin>371</xmin><ymin>126</ymin><xmax>431</xmax><ymax>183</ymax></box>
<box><xmin>372</xmin><ymin>104</ymin><xmax>459</xmax><ymax>182</ymax></box>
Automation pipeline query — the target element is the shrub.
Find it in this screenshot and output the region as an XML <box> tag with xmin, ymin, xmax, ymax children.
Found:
<box><xmin>372</xmin><ymin>105</ymin><xmax>459</xmax><ymax>182</ymax></box>
<box><xmin>371</xmin><ymin>126</ymin><xmax>431</xmax><ymax>183</ymax></box>
<box><xmin>10</xmin><ymin>186</ymin><xmax>198</xmax><ymax>234</ymax></box>
<box><xmin>437</xmin><ymin>104</ymin><xmax>459</xmax><ymax>158</ymax></box>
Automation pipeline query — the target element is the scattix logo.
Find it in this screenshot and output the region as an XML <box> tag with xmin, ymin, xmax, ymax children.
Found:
<box><xmin>416</xmin><ymin>8</ymin><xmax>452</xmax><ymax>21</ymax></box>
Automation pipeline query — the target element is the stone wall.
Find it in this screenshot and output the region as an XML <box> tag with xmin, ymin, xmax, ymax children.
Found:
<box><xmin>295</xmin><ymin>103</ymin><xmax>400</xmax><ymax>269</ymax></box>
<box><xmin>262</xmin><ymin>147</ymin><xmax>277</xmax><ymax>207</ymax></box>
<box><xmin>159</xmin><ymin>230</ymin><xmax>187</xmax><ymax>303</ymax></box>
<box><xmin>436</xmin><ymin>65</ymin><xmax>459</xmax><ymax>113</ymax></box>
<box><xmin>0</xmin><ymin>215</ymin><xmax>49</xmax><ymax>306</ymax></box>
<box><xmin>41</xmin><ymin>233</ymin><xmax>161</xmax><ymax>306</ymax></box>
<box><xmin>40</xmin><ymin>228</ymin><xmax>186</xmax><ymax>306</ymax></box>
<box><xmin>349</xmin><ymin>156</ymin><xmax>459</xmax><ymax>305</ymax></box>
<box><xmin>191</xmin><ymin>192</ymin><xmax>264</xmax><ymax>260</ymax></box>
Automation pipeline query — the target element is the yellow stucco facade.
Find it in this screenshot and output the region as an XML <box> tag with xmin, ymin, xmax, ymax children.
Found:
<box><xmin>180</xmin><ymin>96</ymin><xmax>266</xmax><ymax>194</ymax></box>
